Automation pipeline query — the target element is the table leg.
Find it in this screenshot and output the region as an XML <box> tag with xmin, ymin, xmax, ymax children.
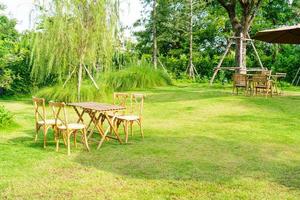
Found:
<box><xmin>86</xmin><ymin>111</ymin><xmax>98</xmax><ymax>138</ymax></box>
<box><xmin>73</xmin><ymin>107</ymin><xmax>86</xmax><ymax>124</ymax></box>
<box><xmin>86</xmin><ymin>110</ymin><xmax>96</xmax><ymax>131</ymax></box>
<box><xmin>97</xmin><ymin>113</ymin><xmax>123</xmax><ymax>149</ymax></box>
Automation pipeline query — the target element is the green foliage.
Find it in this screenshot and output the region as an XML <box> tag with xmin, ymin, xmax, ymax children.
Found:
<box><xmin>135</xmin><ymin>0</ymin><xmax>300</xmax><ymax>83</ymax></box>
<box><xmin>105</xmin><ymin>66</ymin><xmax>172</xmax><ymax>91</ymax></box>
<box><xmin>0</xmin><ymin>105</ymin><xmax>13</xmax><ymax>128</ymax></box>
<box><xmin>0</xmin><ymin>14</ymin><xmax>18</xmax><ymax>92</ymax></box>
<box><xmin>0</xmin><ymin>6</ymin><xmax>33</xmax><ymax>96</ymax></box>
<box><xmin>6</xmin><ymin>34</ymin><xmax>34</xmax><ymax>95</ymax></box>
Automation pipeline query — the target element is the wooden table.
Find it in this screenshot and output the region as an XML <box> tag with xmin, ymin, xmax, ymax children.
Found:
<box><xmin>68</xmin><ymin>102</ymin><xmax>125</xmax><ymax>149</ymax></box>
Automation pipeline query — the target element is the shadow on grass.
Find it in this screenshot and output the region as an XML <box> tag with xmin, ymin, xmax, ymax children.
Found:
<box><xmin>73</xmin><ymin>133</ymin><xmax>300</xmax><ymax>190</ymax></box>
<box><xmin>6</xmin><ymin>129</ymin><xmax>58</xmax><ymax>150</ymax></box>
<box><xmin>238</xmin><ymin>95</ymin><xmax>300</xmax><ymax>119</ymax></box>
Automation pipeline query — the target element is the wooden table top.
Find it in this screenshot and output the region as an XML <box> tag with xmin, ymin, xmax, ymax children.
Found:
<box><xmin>68</xmin><ymin>102</ymin><xmax>125</xmax><ymax>112</ymax></box>
<box><xmin>246</xmin><ymin>74</ymin><xmax>286</xmax><ymax>78</ymax></box>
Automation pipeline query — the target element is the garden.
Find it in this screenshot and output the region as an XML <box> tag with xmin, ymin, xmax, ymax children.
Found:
<box><xmin>1</xmin><ymin>0</ymin><xmax>300</xmax><ymax>199</ymax></box>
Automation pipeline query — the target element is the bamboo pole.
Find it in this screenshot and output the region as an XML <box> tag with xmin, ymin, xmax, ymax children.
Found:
<box><xmin>210</xmin><ymin>40</ymin><xmax>233</xmax><ymax>85</ymax></box>
<box><xmin>247</xmin><ymin>32</ymin><xmax>264</xmax><ymax>69</ymax></box>
<box><xmin>83</xmin><ymin>64</ymin><xmax>99</xmax><ymax>90</ymax></box>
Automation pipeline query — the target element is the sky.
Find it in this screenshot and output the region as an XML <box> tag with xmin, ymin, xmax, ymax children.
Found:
<box><xmin>0</xmin><ymin>0</ymin><xmax>143</xmax><ymax>35</ymax></box>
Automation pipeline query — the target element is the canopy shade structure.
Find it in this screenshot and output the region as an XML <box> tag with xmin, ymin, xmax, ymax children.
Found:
<box><xmin>253</xmin><ymin>25</ymin><xmax>300</xmax><ymax>44</ymax></box>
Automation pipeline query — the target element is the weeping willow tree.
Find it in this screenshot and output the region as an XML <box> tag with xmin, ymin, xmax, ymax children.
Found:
<box><xmin>31</xmin><ymin>0</ymin><xmax>119</xmax><ymax>100</ymax></box>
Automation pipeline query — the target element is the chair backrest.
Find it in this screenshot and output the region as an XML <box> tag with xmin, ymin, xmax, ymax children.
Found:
<box><xmin>49</xmin><ymin>101</ymin><xmax>68</xmax><ymax>128</ymax></box>
<box><xmin>252</xmin><ymin>74</ymin><xmax>268</xmax><ymax>85</ymax></box>
<box><xmin>262</xmin><ymin>70</ymin><xmax>272</xmax><ymax>78</ymax></box>
<box><xmin>33</xmin><ymin>97</ymin><xmax>46</xmax><ymax>124</ymax></box>
<box><xmin>130</xmin><ymin>93</ymin><xmax>145</xmax><ymax>118</ymax></box>
<box><xmin>113</xmin><ymin>92</ymin><xmax>130</xmax><ymax>107</ymax></box>
<box><xmin>233</xmin><ymin>74</ymin><xmax>247</xmax><ymax>86</ymax></box>
<box><xmin>113</xmin><ymin>92</ymin><xmax>130</xmax><ymax>114</ymax></box>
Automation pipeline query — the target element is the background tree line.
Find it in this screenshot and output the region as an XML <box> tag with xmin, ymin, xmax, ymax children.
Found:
<box><xmin>134</xmin><ymin>0</ymin><xmax>300</xmax><ymax>82</ymax></box>
<box><xmin>1</xmin><ymin>0</ymin><xmax>300</xmax><ymax>98</ymax></box>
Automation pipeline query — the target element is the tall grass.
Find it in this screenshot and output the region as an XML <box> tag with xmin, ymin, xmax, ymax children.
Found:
<box><xmin>106</xmin><ymin>66</ymin><xmax>172</xmax><ymax>91</ymax></box>
<box><xmin>35</xmin><ymin>81</ymin><xmax>110</xmax><ymax>102</ymax></box>
<box><xmin>35</xmin><ymin>65</ymin><xmax>172</xmax><ymax>102</ymax></box>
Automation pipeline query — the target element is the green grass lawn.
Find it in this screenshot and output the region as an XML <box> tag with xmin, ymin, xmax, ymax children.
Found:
<box><xmin>1</xmin><ymin>84</ymin><xmax>300</xmax><ymax>199</ymax></box>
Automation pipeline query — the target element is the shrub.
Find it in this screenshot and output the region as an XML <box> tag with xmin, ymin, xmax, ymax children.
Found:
<box><xmin>35</xmin><ymin>65</ymin><xmax>172</xmax><ymax>102</ymax></box>
<box><xmin>105</xmin><ymin>66</ymin><xmax>172</xmax><ymax>91</ymax></box>
<box><xmin>0</xmin><ymin>106</ymin><xmax>13</xmax><ymax>128</ymax></box>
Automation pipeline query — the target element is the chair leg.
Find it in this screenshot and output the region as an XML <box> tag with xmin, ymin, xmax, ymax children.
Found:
<box><xmin>35</xmin><ymin>124</ymin><xmax>39</xmax><ymax>142</ymax></box>
<box><xmin>67</xmin><ymin>131</ymin><xmax>71</xmax><ymax>156</ymax></box>
<box><xmin>73</xmin><ymin>130</ymin><xmax>77</xmax><ymax>148</ymax></box>
<box><xmin>56</xmin><ymin>130</ymin><xmax>60</xmax><ymax>152</ymax></box>
<box><xmin>130</xmin><ymin>121</ymin><xmax>133</xmax><ymax>136</ymax></box>
<box><xmin>43</xmin><ymin>125</ymin><xmax>48</xmax><ymax>148</ymax></box>
<box><xmin>270</xmin><ymin>85</ymin><xmax>273</xmax><ymax>97</ymax></box>
<box><xmin>62</xmin><ymin>132</ymin><xmax>67</xmax><ymax>146</ymax></box>
<box><xmin>138</xmin><ymin>120</ymin><xmax>144</xmax><ymax>139</ymax></box>
<box><xmin>82</xmin><ymin>128</ymin><xmax>90</xmax><ymax>151</ymax></box>
<box><xmin>125</xmin><ymin>121</ymin><xmax>129</xmax><ymax>143</ymax></box>
<box><xmin>116</xmin><ymin>120</ymin><xmax>121</xmax><ymax>132</ymax></box>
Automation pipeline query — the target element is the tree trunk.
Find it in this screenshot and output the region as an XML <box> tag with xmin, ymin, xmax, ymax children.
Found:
<box><xmin>187</xmin><ymin>0</ymin><xmax>195</xmax><ymax>79</ymax></box>
<box><xmin>217</xmin><ymin>0</ymin><xmax>263</xmax><ymax>75</ymax></box>
<box><xmin>152</xmin><ymin>0</ymin><xmax>158</xmax><ymax>69</ymax></box>
<box><xmin>235</xmin><ymin>31</ymin><xmax>247</xmax><ymax>74</ymax></box>
<box><xmin>77</xmin><ymin>62</ymin><xmax>83</xmax><ymax>101</ymax></box>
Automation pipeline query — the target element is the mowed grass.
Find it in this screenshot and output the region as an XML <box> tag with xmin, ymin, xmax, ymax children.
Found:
<box><xmin>1</xmin><ymin>83</ymin><xmax>300</xmax><ymax>199</ymax></box>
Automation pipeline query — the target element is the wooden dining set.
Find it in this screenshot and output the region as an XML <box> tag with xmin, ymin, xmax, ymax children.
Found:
<box><xmin>232</xmin><ymin>69</ymin><xmax>286</xmax><ymax>97</ymax></box>
<box><xmin>33</xmin><ymin>93</ymin><xmax>145</xmax><ymax>155</ymax></box>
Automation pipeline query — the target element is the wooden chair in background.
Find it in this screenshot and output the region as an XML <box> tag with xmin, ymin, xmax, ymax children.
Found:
<box><xmin>232</xmin><ymin>74</ymin><xmax>248</xmax><ymax>95</ymax></box>
<box><xmin>49</xmin><ymin>101</ymin><xmax>89</xmax><ymax>156</ymax></box>
<box><xmin>273</xmin><ymin>73</ymin><xmax>287</xmax><ymax>94</ymax></box>
<box><xmin>252</xmin><ymin>74</ymin><xmax>273</xmax><ymax>97</ymax></box>
<box><xmin>33</xmin><ymin>97</ymin><xmax>60</xmax><ymax>148</ymax></box>
<box><xmin>262</xmin><ymin>70</ymin><xmax>272</xmax><ymax>78</ymax></box>
<box><xmin>115</xmin><ymin>94</ymin><xmax>145</xmax><ymax>143</ymax></box>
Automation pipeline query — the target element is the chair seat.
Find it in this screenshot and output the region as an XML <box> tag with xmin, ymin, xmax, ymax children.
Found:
<box><xmin>255</xmin><ymin>85</ymin><xmax>268</xmax><ymax>88</ymax></box>
<box><xmin>107</xmin><ymin>111</ymin><xmax>122</xmax><ymax>117</ymax></box>
<box><xmin>235</xmin><ymin>84</ymin><xmax>246</xmax><ymax>87</ymax></box>
<box><xmin>116</xmin><ymin>115</ymin><xmax>140</xmax><ymax>121</ymax></box>
<box><xmin>38</xmin><ymin>119</ymin><xmax>62</xmax><ymax>125</ymax></box>
<box><xmin>58</xmin><ymin>123</ymin><xmax>85</xmax><ymax>130</ymax></box>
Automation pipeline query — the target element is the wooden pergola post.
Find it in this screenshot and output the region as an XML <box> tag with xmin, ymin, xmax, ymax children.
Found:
<box><xmin>210</xmin><ymin>33</ymin><xmax>264</xmax><ymax>85</ymax></box>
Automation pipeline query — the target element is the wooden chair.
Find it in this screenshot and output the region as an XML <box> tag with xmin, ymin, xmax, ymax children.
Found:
<box><xmin>262</xmin><ymin>70</ymin><xmax>272</xmax><ymax>78</ymax></box>
<box><xmin>232</xmin><ymin>74</ymin><xmax>248</xmax><ymax>95</ymax></box>
<box><xmin>252</xmin><ymin>74</ymin><xmax>273</xmax><ymax>97</ymax></box>
<box><xmin>115</xmin><ymin>94</ymin><xmax>144</xmax><ymax>143</ymax></box>
<box><xmin>109</xmin><ymin>92</ymin><xmax>130</xmax><ymax>116</ymax></box>
<box><xmin>49</xmin><ymin>101</ymin><xmax>89</xmax><ymax>155</ymax></box>
<box><xmin>273</xmin><ymin>73</ymin><xmax>287</xmax><ymax>94</ymax></box>
<box><xmin>33</xmin><ymin>97</ymin><xmax>60</xmax><ymax>148</ymax></box>
<box><xmin>105</xmin><ymin>93</ymin><xmax>130</xmax><ymax>134</ymax></box>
